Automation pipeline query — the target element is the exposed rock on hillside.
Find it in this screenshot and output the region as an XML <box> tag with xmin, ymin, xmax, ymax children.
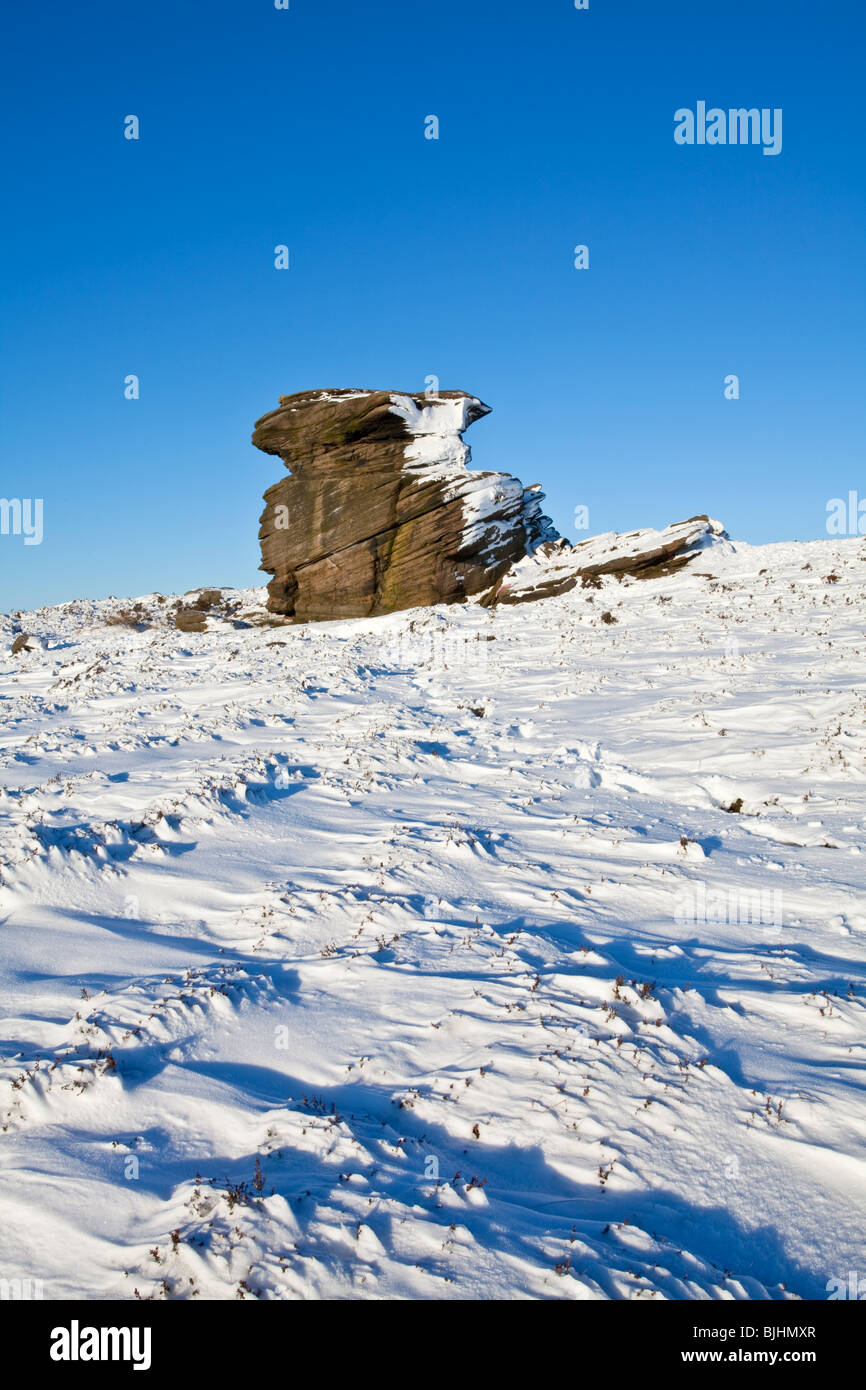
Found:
<box><xmin>254</xmin><ymin>389</ymin><xmax>727</xmax><ymax>620</ymax></box>
<box><xmin>254</xmin><ymin>389</ymin><xmax>556</xmax><ymax>620</ymax></box>
<box><xmin>485</xmin><ymin>516</ymin><xmax>729</xmax><ymax>605</ymax></box>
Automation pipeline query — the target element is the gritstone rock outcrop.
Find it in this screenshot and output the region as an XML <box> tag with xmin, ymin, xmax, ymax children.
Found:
<box><xmin>254</xmin><ymin>389</ymin><xmax>556</xmax><ymax>620</ymax></box>
<box><xmin>254</xmin><ymin>388</ymin><xmax>727</xmax><ymax>620</ymax></box>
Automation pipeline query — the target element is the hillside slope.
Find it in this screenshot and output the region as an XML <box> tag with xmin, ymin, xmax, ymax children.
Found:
<box><xmin>1</xmin><ymin>537</ymin><xmax>865</xmax><ymax>1300</ymax></box>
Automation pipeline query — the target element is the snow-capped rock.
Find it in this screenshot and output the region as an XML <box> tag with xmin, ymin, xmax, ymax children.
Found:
<box><xmin>254</xmin><ymin>389</ymin><xmax>726</xmax><ymax>622</ymax></box>
<box><xmin>485</xmin><ymin>516</ymin><xmax>731</xmax><ymax>605</ymax></box>
<box><xmin>254</xmin><ymin>388</ymin><xmax>557</xmax><ymax>620</ymax></box>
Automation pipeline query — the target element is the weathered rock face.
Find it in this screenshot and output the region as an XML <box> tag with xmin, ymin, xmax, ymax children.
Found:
<box><xmin>484</xmin><ymin>516</ymin><xmax>730</xmax><ymax>605</ymax></box>
<box><xmin>255</xmin><ymin>388</ymin><xmax>556</xmax><ymax>620</ymax></box>
<box><xmin>254</xmin><ymin>387</ymin><xmax>728</xmax><ymax>621</ymax></box>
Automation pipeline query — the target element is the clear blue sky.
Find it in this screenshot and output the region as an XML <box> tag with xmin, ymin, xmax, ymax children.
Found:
<box><xmin>2</xmin><ymin>0</ymin><xmax>864</xmax><ymax>611</ymax></box>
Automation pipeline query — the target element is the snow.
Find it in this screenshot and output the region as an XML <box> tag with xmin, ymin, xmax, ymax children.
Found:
<box><xmin>388</xmin><ymin>393</ymin><xmax>488</xmax><ymax>478</ymax></box>
<box><xmin>1</xmin><ymin>537</ymin><xmax>865</xmax><ymax>1301</ymax></box>
<box><xmin>387</xmin><ymin>393</ymin><xmax>553</xmax><ymax>560</ymax></box>
<box><xmin>499</xmin><ymin>517</ymin><xmax>733</xmax><ymax>599</ymax></box>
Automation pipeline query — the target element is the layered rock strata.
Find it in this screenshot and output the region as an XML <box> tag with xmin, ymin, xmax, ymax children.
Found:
<box><xmin>255</xmin><ymin>388</ymin><xmax>556</xmax><ymax>620</ymax></box>
<box><xmin>254</xmin><ymin>388</ymin><xmax>727</xmax><ymax>620</ymax></box>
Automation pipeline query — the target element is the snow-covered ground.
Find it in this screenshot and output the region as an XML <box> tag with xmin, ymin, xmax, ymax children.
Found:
<box><xmin>1</xmin><ymin>536</ymin><xmax>865</xmax><ymax>1301</ymax></box>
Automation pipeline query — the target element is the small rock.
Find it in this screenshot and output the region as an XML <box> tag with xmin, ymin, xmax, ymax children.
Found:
<box><xmin>174</xmin><ymin>609</ymin><xmax>208</xmax><ymax>634</ymax></box>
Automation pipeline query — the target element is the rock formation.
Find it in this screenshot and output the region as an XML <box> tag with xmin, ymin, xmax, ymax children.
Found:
<box><xmin>483</xmin><ymin>515</ymin><xmax>729</xmax><ymax>605</ymax></box>
<box><xmin>254</xmin><ymin>388</ymin><xmax>727</xmax><ymax>620</ymax></box>
<box><xmin>255</xmin><ymin>389</ymin><xmax>556</xmax><ymax>620</ymax></box>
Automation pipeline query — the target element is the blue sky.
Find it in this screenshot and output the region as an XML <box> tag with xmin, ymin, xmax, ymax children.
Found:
<box><xmin>2</xmin><ymin>0</ymin><xmax>864</xmax><ymax>610</ymax></box>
